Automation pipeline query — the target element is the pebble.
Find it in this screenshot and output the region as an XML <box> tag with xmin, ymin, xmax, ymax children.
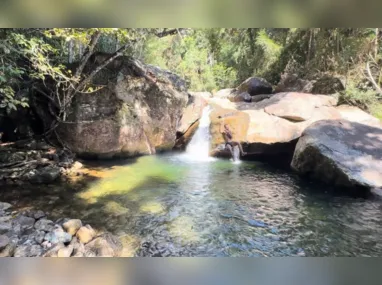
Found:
<box><xmin>0</xmin><ymin>202</ymin><xmax>12</xmax><ymax>211</ymax></box>
<box><xmin>14</xmin><ymin>215</ymin><xmax>35</xmax><ymax>233</ymax></box>
<box><xmin>0</xmin><ymin>234</ymin><xmax>10</xmax><ymax>250</ymax></box>
<box><xmin>44</xmin><ymin>229</ymin><xmax>72</xmax><ymax>244</ymax></box>
<box><xmin>34</xmin><ymin>210</ymin><xmax>46</xmax><ymax>220</ymax></box>
<box><xmin>63</xmin><ymin>219</ymin><xmax>82</xmax><ymax>236</ymax></box>
<box><xmin>0</xmin><ymin>201</ymin><xmax>118</xmax><ymax>257</ymax></box>
<box><xmin>58</xmin><ymin>245</ymin><xmax>74</xmax><ymax>257</ymax></box>
<box><xmin>14</xmin><ymin>244</ymin><xmax>42</xmax><ymax>257</ymax></box>
<box><xmin>34</xmin><ymin>231</ymin><xmax>45</xmax><ymax>244</ymax></box>
<box><xmin>0</xmin><ymin>222</ymin><xmax>12</xmax><ymax>235</ymax></box>
<box><xmin>34</xmin><ymin>219</ymin><xmax>54</xmax><ymax>232</ymax></box>
<box><xmin>0</xmin><ymin>216</ymin><xmax>12</xmax><ymax>223</ymax></box>
<box><xmin>42</xmin><ymin>243</ymin><xmax>65</xmax><ymax>257</ymax></box>
<box><xmin>76</xmin><ymin>225</ymin><xmax>96</xmax><ymax>244</ymax></box>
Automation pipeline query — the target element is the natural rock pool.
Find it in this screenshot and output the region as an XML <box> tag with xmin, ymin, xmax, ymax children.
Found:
<box><xmin>1</xmin><ymin>153</ymin><xmax>382</xmax><ymax>257</ymax></box>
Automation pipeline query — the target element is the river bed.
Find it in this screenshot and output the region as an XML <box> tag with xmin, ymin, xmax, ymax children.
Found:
<box><xmin>1</xmin><ymin>153</ymin><xmax>382</xmax><ymax>257</ymax></box>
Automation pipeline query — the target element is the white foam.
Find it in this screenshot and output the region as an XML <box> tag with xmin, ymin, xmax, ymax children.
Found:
<box><xmin>185</xmin><ymin>106</ymin><xmax>214</xmax><ymax>162</ymax></box>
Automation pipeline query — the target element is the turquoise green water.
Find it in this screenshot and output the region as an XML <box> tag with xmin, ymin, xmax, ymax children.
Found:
<box><xmin>1</xmin><ymin>154</ymin><xmax>382</xmax><ymax>257</ymax></box>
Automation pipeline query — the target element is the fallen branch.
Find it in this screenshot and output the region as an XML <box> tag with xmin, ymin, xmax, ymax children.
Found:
<box><xmin>366</xmin><ymin>61</ymin><xmax>382</xmax><ymax>95</ymax></box>
<box><xmin>0</xmin><ymin>160</ymin><xmax>39</xmax><ymax>173</ymax></box>
<box><xmin>0</xmin><ymin>160</ymin><xmax>27</xmax><ymax>168</ymax></box>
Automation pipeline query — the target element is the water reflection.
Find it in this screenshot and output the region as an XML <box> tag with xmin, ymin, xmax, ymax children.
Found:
<box><xmin>1</xmin><ymin>154</ymin><xmax>382</xmax><ymax>256</ymax></box>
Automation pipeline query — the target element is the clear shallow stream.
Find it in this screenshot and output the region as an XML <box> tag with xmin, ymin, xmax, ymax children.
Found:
<box><xmin>1</xmin><ymin>153</ymin><xmax>382</xmax><ymax>257</ymax></box>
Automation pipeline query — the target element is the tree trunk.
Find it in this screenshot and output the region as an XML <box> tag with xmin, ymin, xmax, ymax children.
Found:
<box><xmin>68</xmin><ymin>40</ymin><xmax>74</xmax><ymax>63</ymax></box>
<box><xmin>306</xmin><ymin>29</ymin><xmax>313</xmax><ymax>67</ymax></box>
<box><xmin>375</xmin><ymin>28</ymin><xmax>379</xmax><ymax>60</ymax></box>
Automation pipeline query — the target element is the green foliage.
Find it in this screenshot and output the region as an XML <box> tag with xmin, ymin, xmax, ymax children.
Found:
<box><xmin>339</xmin><ymin>83</ymin><xmax>377</xmax><ymax>107</ymax></box>
<box><xmin>1</xmin><ymin>28</ymin><xmax>382</xmax><ymax>121</ymax></box>
<box><xmin>255</xmin><ymin>29</ymin><xmax>282</xmax><ymax>69</ymax></box>
<box><xmin>338</xmin><ymin>83</ymin><xmax>382</xmax><ymax>120</ymax></box>
<box><xmin>369</xmin><ymin>103</ymin><xmax>382</xmax><ymax>120</ymax></box>
<box><xmin>141</xmin><ymin>31</ymin><xmax>237</xmax><ymax>91</ymax></box>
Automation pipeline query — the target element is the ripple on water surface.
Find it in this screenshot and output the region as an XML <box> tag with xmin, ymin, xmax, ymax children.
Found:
<box><xmin>1</xmin><ymin>154</ymin><xmax>382</xmax><ymax>257</ymax></box>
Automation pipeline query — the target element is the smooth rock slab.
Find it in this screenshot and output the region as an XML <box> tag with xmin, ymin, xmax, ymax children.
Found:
<box><xmin>292</xmin><ymin>120</ymin><xmax>382</xmax><ymax>189</ymax></box>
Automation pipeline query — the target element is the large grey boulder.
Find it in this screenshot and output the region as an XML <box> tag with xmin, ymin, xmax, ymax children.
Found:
<box><xmin>237</xmin><ymin>77</ymin><xmax>273</xmax><ymax>96</ymax></box>
<box><xmin>291</xmin><ymin>120</ymin><xmax>382</xmax><ymax>191</ymax></box>
<box><xmin>57</xmin><ymin>55</ymin><xmax>188</xmax><ymax>159</ymax></box>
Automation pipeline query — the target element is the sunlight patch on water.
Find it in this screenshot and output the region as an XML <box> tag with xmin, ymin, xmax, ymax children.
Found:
<box><xmin>169</xmin><ymin>216</ymin><xmax>201</xmax><ymax>244</ymax></box>
<box><xmin>77</xmin><ymin>155</ymin><xmax>185</xmax><ymax>203</ymax></box>
<box><xmin>120</xmin><ymin>234</ymin><xmax>140</xmax><ymax>257</ymax></box>
<box><xmin>103</xmin><ymin>201</ymin><xmax>130</xmax><ymax>217</ymax></box>
<box><xmin>140</xmin><ymin>202</ymin><xmax>165</xmax><ymax>214</ymax></box>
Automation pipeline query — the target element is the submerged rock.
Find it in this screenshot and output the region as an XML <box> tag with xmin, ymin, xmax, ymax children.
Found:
<box><xmin>84</xmin><ymin>233</ymin><xmax>123</xmax><ymax>257</ymax></box>
<box><xmin>247</xmin><ymin>220</ymin><xmax>267</xmax><ymax>228</ymax></box>
<box><xmin>291</xmin><ymin>120</ymin><xmax>382</xmax><ymax>190</ymax></box>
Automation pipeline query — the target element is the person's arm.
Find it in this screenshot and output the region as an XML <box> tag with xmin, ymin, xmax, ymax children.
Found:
<box><xmin>220</xmin><ymin>121</ymin><xmax>225</xmax><ymax>134</ymax></box>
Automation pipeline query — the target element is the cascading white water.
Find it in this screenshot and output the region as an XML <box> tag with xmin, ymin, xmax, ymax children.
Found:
<box><xmin>185</xmin><ymin>106</ymin><xmax>214</xmax><ymax>161</ymax></box>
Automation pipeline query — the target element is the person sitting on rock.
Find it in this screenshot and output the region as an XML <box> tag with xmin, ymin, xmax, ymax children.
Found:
<box><xmin>219</xmin><ymin>118</ymin><xmax>246</xmax><ymax>158</ymax></box>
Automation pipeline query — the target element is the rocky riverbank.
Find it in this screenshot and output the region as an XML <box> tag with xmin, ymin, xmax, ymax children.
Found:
<box><xmin>0</xmin><ymin>139</ymin><xmax>83</xmax><ymax>185</ymax></box>
<box><xmin>0</xmin><ymin>201</ymin><xmax>122</xmax><ymax>257</ymax></box>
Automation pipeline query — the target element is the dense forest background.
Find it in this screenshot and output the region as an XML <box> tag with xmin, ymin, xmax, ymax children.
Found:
<box><xmin>1</xmin><ymin>28</ymin><xmax>382</xmax><ymax>123</ymax></box>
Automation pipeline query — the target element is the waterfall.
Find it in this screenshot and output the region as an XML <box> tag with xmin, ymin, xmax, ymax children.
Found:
<box><xmin>185</xmin><ymin>106</ymin><xmax>214</xmax><ymax>161</ymax></box>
